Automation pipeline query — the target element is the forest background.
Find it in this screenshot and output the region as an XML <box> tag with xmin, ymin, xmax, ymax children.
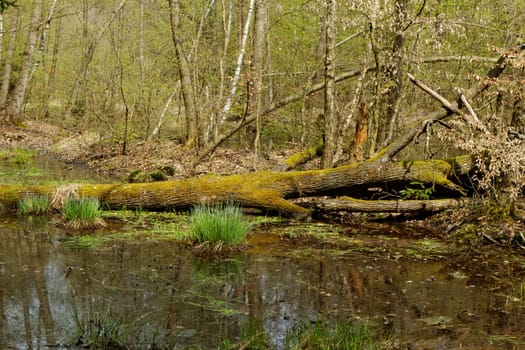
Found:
<box><xmin>0</xmin><ymin>0</ymin><xmax>523</xmax><ymax>210</ymax></box>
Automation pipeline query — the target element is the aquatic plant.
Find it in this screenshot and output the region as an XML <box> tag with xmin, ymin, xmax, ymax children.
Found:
<box><xmin>189</xmin><ymin>204</ymin><xmax>252</xmax><ymax>249</ymax></box>
<box><xmin>284</xmin><ymin>319</ymin><xmax>375</xmax><ymax>350</ymax></box>
<box><xmin>1</xmin><ymin>147</ymin><xmax>37</xmax><ymax>164</ymax></box>
<box><xmin>71</xmin><ymin>311</ymin><xmax>127</xmax><ymax>349</ymax></box>
<box><xmin>61</xmin><ymin>197</ymin><xmax>106</xmax><ymax>230</ymax></box>
<box><xmin>70</xmin><ymin>310</ymin><xmax>181</xmax><ymax>349</ymax></box>
<box><xmin>17</xmin><ymin>194</ymin><xmax>50</xmax><ymax>215</ymax></box>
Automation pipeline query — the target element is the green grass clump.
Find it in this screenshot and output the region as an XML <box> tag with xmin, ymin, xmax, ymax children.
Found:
<box><xmin>189</xmin><ymin>204</ymin><xmax>252</xmax><ymax>248</ymax></box>
<box><xmin>285</xmin><ymin>319</ymin><xmax>375</xmax><ymax>350</ymax></box>
<box><xmin>17</xmin><ymin>194</ymin><xmax>50</xmax><ymax>215</ymax></box>
<box><xmin>61</xmin><ymin>197</ymin><xmax>106</xmax><ymax>230</ymax></box>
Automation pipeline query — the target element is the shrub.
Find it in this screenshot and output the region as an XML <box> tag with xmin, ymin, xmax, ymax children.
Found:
<box><xmin>61</xmin><ymin>197</ymin><xmax>106</xmax><ymax>230</ymax></box>
<box><xmin>17</xmin><ymin>194</ymin><xmax>50</xmax><ymax>215</ymax></box>
<box><xmin>189</xmin><ymin>204</ymin><xmax>252</xmax><ymax>248</ymax></box>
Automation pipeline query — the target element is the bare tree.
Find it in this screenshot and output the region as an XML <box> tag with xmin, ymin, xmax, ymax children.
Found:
<box><xmin>2</xmin><ymin>1</ymin><xmax>41</xmax><ymax>123</ymax></box>
<box><xmin>65</xmin><ymin>0</ymin><xmax>128</xmax><ymax>118</ymax></box>
<box><xmin>0</xmin><ymin>10</ymin><xmax>18</xmax><ymax>107</ymax></box>
<box><xmin>168</xmin><ymin>0</ymin><xmax>200</xmax><ymax>149</ymax></box>
<box><xmin>251</xmin><ymin>0</ymin><xmax>267</xmax><ymax>167</ymax></box>
<box><xmin>321</xmin><ymin>0</ymin><xmax>337</xmax><ymax>168</ymax></box>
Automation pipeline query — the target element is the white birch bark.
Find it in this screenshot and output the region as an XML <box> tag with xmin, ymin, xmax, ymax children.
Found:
<box><xmin>218</xmin><ymin>0</ymin><xmax>255</xmax><ymax>124</ymax></box>
<box><xmin>29</xmin><ymin>0</ymin><xmax>58</xmax><ymax>82</ymax></box>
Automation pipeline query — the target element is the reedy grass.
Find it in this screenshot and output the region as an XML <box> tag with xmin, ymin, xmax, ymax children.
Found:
<box><xmin>189</xmin><ymin>204</ymin><xmax>252</xmax><ymax>249</ymax></box>
<box><xmin>70</xmin><ymin>310</ymin><xmax>181</xmax><ymax>349</ymax></box>
<box><xmin>17</xmin><ymin>194</ymin><xmax>50</xmax><ymax>215</ymax></box>
<box><xmin>61</xmin><ymin>197</ymin><xmax>106</xmax><ymax>230</ymax></box>
<box><xmin>284</xmin><ymin>319</ymin><xmax>376</xmax><ymax>350</ymax></box>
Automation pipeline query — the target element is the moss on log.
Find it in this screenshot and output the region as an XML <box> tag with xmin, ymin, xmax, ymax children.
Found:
<box><xmin>277</xmin><ymin>139</ymin><xmax>324</xmax><ymax>171</ymax></box>
<box><xmin>0</xmin><ymin>155</ymin><xmax>473</xmax><ymax>218</ymax></box>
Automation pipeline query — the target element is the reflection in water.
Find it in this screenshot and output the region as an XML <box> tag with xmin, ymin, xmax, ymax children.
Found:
<box><xmin>0</xmin><ymin>217</ymin><xmax>524</xmax><ymax>349</ymax></box>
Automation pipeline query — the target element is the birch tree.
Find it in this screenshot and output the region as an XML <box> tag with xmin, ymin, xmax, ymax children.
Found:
<box><xmin>321</xmin><ymin>0</ymin><xmax>337</xmax><ymax>168</ymax></box>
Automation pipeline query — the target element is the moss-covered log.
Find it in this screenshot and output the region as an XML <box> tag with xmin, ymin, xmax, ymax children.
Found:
<box><xmin>0</xmin><ymin>155</ymin><xmax>473</xmax><ymax>218</ymax></box>
<box><xmin>277</xmin><ymin>139</ymin><xmax>324</xmax><ymax>171</ymax></box>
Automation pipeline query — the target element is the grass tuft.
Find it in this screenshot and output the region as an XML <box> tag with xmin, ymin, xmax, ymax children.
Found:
<box><xmin>285</xmin><ymin>319</ymin><xmax>376</xmax><ymax>350</ymax></box>
<box><xmin>189</xmin><ymin>204</ymin><xmax>252</xmax><ymax>249</ymax></box>
<box><xmin>17</xmin><ymin>194</ymin><xmax>50</xmax><ymax>215</ymax></box>
<box><xmin>0</xmin><ymin>147</ymin><xmax>37</xmax><ymax>164</ymax></box>
<box><xmin>61</xmin><ymin>197</ymin><xmax>106</xmax><ymax>230</ymax></box>
<box><xmin>71</xmin><ymin>311</ymin><xmax>128</xmax><ymax>349</ymax></box>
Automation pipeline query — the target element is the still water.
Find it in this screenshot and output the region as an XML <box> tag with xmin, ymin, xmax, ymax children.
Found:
<box><xmin>1</xmin><ymin>155</ymin><xmax>524</xmax><ymax>349</ymax></box>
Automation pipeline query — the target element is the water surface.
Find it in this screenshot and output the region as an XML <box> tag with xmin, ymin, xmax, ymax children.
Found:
<box><xmin>1</xmin><ymin>154</ymin><xmax>524</xmax><ymax>349</ymax></box>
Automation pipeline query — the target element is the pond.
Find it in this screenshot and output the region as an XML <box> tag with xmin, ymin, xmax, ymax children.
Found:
<box><xmin>1</xmin><ymin>153</ymin><xmax>524</xmax><ymax>349</ymax></box>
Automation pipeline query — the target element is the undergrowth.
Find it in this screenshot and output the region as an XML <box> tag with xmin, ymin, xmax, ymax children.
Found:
<box><xmin>17</xmin><ymin>194</ymin><xmax>50</xmax><ymax>215</ymax></box>
<box><xmin>61</xmin><ymin>197</ymin><xmax>106</xmax><ymax>230</ymax></box>
<box><xmin>189</xmin><ymin>204</ymin><xmax>252</xmax><ymax>249</ymax></box>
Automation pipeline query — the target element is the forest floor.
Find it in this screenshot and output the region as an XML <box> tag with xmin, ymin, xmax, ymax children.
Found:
<box><xmin>0</xmin><ymin>120</ymin><xmax>305</xmax><ymax>180</ymax></box>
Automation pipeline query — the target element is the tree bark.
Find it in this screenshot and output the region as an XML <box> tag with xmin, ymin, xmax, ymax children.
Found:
<box><xmin>251</xmin><ymin>0</ymin><xmax>267</xmax><ymax>167</ymax></box>
<box><xmin>168</xmin><ymin>0</ymin><xmax>200</xmax><ymax>149</ymax></box>
<box><xmin>0</xmin><ymin>156</ymin><xmax>473</xmax><ymax>218</ymax></box>
<box><xmin>317</xmin><ymin>197</ymin><xmax>465</xmax><ymax>213</ymax></box>
<box><xmin>321</xmin><ymin>0</ymin><xmax>337</xmax><ymax>168</ymax></box>
<box><xmin>3</xmin><ymin>1</ymin><xmax>40</xmax><ymax>123</ymax></box>
<box><xmin>0</xmin><ymin>10</ymin><xmax>18</xmax><ymax>107</ymax></box>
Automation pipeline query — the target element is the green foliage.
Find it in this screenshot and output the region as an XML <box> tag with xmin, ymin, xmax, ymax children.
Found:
<box><xmin>399</xmin><ymin>181</ymin><xmax>433</xmax><ymax>200</ymax></box>
<box><xmin>189</xmin><ymin>204</ymin><xmax>252</xmax><ymax>247</ymax></box>
<box><xmin>0</xmin><ymin>0</ymin><xmax>16</xmax><ymax>14</ymax></box>
<box><xmin>17</xmin><ymin>194</ymin><xmax>50</xmax><ymax>215</ymax></box>
<box><xmin>284</xmin><ymin>319</ymin><xmax>376</xmax><ymax>350</ymax></box>
<box><xmin>0</xmin><ymin>147</ymin><xmax>37</xmax><ymax>164</ymax></box>
<box><xmin>61</xmin><ymin>197</ymin><xmax>106</xmax><ymax>230</ymax></box>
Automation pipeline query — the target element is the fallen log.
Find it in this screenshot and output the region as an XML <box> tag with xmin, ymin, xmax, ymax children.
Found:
<box><xmin>0</xmin><ymin>155</ymin><xmax>473</xmax><ymax>219</ymax></box>
<box><xmin>317</xmin><ymin>196</ymin><xmax>465</xmax><ymax>213</ymax></box>
<box><xmin>276</xmin><ymin>139</ymin><xmax>323</xmax><ymax>171</ymax></box>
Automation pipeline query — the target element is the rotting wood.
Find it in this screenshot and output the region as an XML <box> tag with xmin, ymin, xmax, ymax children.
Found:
<box><xmin>317</xmin><ymin>196</ymin><xmax>465</xmax><ymax>213</ymax></box>
<box><xmin>0</xmin><ymin>155</ymin><xmax>474</xmax><ymax>219</ymax></box>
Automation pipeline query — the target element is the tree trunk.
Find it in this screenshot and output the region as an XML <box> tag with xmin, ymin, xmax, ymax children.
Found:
<box><xmin>251</xmin><ymin>0</ymin><xmax>267</xmax><ymax>167</ymax></box>
<box><xmin>321</xmin><ymin>0</ymin><xmax>337</xmax><ymax>168</ymax></box>
<box><xmin>3</xmin><ymin>1</ymin><xmax>40</xmax><ymax>123</ymax></box>
<box><xmin>0</xmin><ymin>10</ymin><xmax>18</xmax><ymax>107</ymax></box>
<box><xmin>377</xmin><ymin>0</ymin><xmax>407</xmax><ymax>148</ymax></box>
<box><xmin>168</xmin><ymin>0</ymin><xmax>200</xmax><ymax>149</ymax></box>
<box><xmin>317</xmin><ymin>197</ymin><xmax>465</xmax><ymax>213</ymax></box>
<box><xmin>0</xmin><ymin>155</ymin><xmax>473</xmax><ymax>218</ymax></box>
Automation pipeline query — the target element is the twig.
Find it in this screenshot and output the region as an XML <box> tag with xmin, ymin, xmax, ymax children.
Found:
<box><xmin>481</xmin><ymin>232</ymin><xmax>500</xmax><ymax>245</ymax></box>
